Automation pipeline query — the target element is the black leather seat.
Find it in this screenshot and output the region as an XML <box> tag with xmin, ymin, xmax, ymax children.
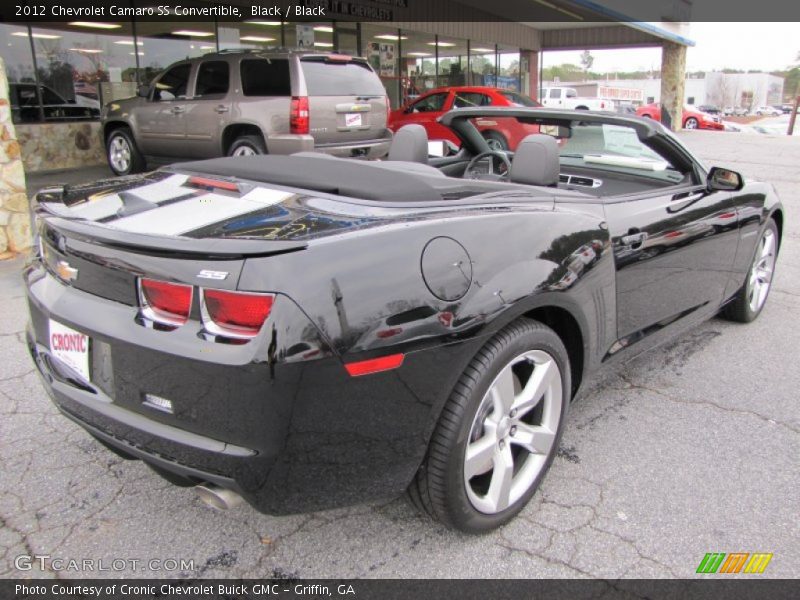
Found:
<box><xmin>509</xmin><ymin>134</ymin><xmax>560</xmax><ymax>187</ymax></box>
<box><xmin>387</xmin><ymin>124</ymin><xmax>429</xmax><ymax>164</ymax></box>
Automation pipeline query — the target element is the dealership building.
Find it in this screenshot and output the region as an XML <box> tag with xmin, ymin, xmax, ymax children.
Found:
<box><xmin>0</xmin><ymin>0</ymin><xmax>695</xmax><ymax>257</ymax></box>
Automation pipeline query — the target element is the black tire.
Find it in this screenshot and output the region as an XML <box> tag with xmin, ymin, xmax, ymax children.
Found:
<box><xmin>407</xmin><ymin>318</ymin><xmax>571</xmax><ymax>533</ymax></box>
<box><xmin>721</xmin><ymin>219</ymin><xmax>779</xmax><ymax>323</ymax></box>
<box><xmin>482</xmin><ymin>131</ymin><xmax>509</xmax><ymax>152</ymax></box>
<box><xmin>106</xmin><ymin>127</ymin><xmax>146</xmax><ymax>176</ymax></box>
<box><xmin>228</xmin><ymin>134</ymin><xmax>267</xmax><ymax>157</ymax></box>
<box><xmin>684</xmin><ymin>117</ymin><xmax>699</xmax><ymax>129</ymax></box>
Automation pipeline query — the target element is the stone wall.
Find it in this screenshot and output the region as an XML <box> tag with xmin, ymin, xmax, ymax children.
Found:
<box><xmin>16</xmin><ymin>121</ymin><xmax>105</xmax><ymax>173</ymax></box>
<box><xmin>0</xmin><ymin>57</ymin><xmax>30</xmax><ymax>260</ymax></box>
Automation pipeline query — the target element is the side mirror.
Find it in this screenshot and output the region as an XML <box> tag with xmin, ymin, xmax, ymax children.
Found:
<box><xmin>707</xmin><ymin>166</ymin><xmax>744</xmax><ymax>191</ymax></box>
<box><xmin>137</xmin><ymin>84</ymin><xmax>151</xmax><ymax>99</ymax></box>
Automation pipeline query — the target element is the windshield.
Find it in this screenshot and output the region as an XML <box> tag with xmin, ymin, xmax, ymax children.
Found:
<box><xmin>558</xmin><ymin>123</ymin><xmax>684</xmax><ymax>183</ymax></box>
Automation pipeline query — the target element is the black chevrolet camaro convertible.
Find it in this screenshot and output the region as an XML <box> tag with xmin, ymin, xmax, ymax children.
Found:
<box><xmin>25</xmin><ymin>108</ymin><xmax>782</xmax><ymax>533</ymax></box>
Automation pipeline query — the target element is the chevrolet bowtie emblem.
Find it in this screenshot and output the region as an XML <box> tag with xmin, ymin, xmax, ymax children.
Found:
<box><xmin>56</xmin><ymin>260</ymin><xmax>79</xmax><ymax>282</ymax></box>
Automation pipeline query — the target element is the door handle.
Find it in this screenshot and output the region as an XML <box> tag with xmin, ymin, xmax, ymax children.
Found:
<box><xmin>620</xmin><ymin>232</ymin><xmax>648</xmax><ymax>246</ymax></box>
<box><xmin>215</xmin><ymin>105</ymin><xmax>229</xmax><ymax>114</ymax></box>
<box><xmin>171</xmin><ymin>106</ymin><xmax>185</xmax><ymax>114</ymax></box>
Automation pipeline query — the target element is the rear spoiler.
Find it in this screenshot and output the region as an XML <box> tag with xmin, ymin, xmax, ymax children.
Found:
<box><xmin>42</xmin><ymin>216</ymin><xmax>308</xmax><ymax>259</ymax></box>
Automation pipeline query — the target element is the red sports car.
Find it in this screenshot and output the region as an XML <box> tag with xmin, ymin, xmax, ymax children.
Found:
<box><xmin>389</xmin><ymin>86</ymin><xmax>542</xmax><ymax>151</ymax></box>
<box><xmin>635</xmin><ymin>103</ymin><xmax>724</xmax><ymax>130</ymax></box>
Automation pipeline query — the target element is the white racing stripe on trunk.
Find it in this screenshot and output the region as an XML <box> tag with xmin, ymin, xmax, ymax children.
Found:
<box><xmin>67</xmin><ymin>174</ymin><xmax>191</xmax><ymax>222</ymax></box>
<box><xmin>107</xmin><ymin>187</ymin><xmax>293</xmax><ymax>236</ymax></box>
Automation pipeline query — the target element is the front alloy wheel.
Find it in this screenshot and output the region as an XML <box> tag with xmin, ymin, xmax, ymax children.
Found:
<box><xmin>684</xmin><ymin>117</ymin><xmax>699</xmax><ymax>129</ymax></box>
<box><xmin>722</xmin><ymin>218</ymin><xmax>779</xmax><ymax>323</ymax></box>
<box><xmin>747</xmin><ymin>225</ymin><xmax>777</xmax><ymax>314</ymax></box>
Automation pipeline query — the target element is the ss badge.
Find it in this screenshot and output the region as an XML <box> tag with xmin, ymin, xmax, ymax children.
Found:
<box><xmin>197</xmin><ymin>270</ymin><xmax>229</xmax><ymax>280</ymax></box>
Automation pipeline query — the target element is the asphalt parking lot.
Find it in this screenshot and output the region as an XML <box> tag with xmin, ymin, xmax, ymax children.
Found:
<box><xmin>1</xmin><ymin>131</ymin><xmax>798</xmax><ymax>579</ymax></box>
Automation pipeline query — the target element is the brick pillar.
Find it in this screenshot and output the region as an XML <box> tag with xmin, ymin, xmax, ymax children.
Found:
<box><xmin>0</xmin><ymin>57</ymin><xmax>30</xmax><ymax>260</ymax></box>
<box><xmin>660</xmin><ymin>41</ymin><xmax>687</xmax><ymax>132</ymax></box>
<box><xmin>521</xmin><ymin>50</ymin><xmax>540</xmax><ymax>101</ymax></box>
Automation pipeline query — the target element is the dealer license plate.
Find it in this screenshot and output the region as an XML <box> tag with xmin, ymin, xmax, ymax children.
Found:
<box><xmin>345</xmin><ymin>112</ymin><xmax>363</xmax><ymax>128</ymax></box>
<box><xmin>49</xmin><ymin>319</ymin><xmax>90</xmax><ymax>381</ymax></box>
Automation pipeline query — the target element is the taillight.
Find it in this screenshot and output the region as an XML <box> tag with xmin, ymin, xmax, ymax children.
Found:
<box><xmin>139</xmin><ymin>278</ymin><xmax>193</xmax><ymax>326</ymax></box>
<box><xmin>202</xmin><ymin>289</ymin><xmax>274</xmax><ymax>338</ymax></box>
<box><xmin>290</xmin><ymin>96</ymin><xmax>310</xmax><ymax>134</ymax></box>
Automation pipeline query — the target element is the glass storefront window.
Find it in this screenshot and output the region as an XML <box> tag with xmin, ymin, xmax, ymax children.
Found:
<box><xmin>134</xmin><ymin>22</ymin><xmax>216</xmax><ymax>84</ymax></box>
<box><xmin>1</xmin><ymin>24</ymin><xmax>38</xmax><ymax>123</ymax></box>
<box><xmin>433</xmin><ymin>38</ymin><xmax>468</xmax><ymax>88</ymax></box>
<box><xmin>335</xmin><ymin>23</ymin><xmax>359</xmax><ymax>56</ymax></box>
<box><xmin>283</xmin><ymin>22</ymin><xmax>334</xmax><ymax>50</ymax></box>
<box><xmin>25</xmin><ymin>22</ymin><xmax>138</xmax><ymax>121</ymax></box>
<box><xmin>0</xmin><ymin>19</ymin><xmax>522</xmax><ymax>122</ymax></box>
<box><xmin>498</xmin><ymin>46</ymin><xmax>522</xmax><ymax>91</ymax></box>
<box><xmin>469</xmin><ymin>44</ymin><xmax>496</xmax><ymax>87</ymax></box>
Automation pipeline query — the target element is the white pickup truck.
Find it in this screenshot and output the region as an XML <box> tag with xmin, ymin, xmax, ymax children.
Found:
<box><xmin>540</xmin><ymin>86</ymin><xmax>613</xmax><ymax>111</ymax></box>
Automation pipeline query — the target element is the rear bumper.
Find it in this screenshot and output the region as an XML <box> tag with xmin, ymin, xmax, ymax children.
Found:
<box><xmin>314</xmin><ymin>136</ymin><xmax>392</xmax><ymax>159</ymax></box>
<box><xmin>266</xmin><ymin>133</ymin><xmax>392</xmax><ymax>159</ymax></box>
<box><xmin>24</xmin><ymin>263</ymin><xmax>477</xmax><ymax>514</ymax></box>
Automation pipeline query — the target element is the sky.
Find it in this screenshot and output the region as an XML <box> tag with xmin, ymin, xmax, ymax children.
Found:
<box><xmin>542</xmin><ymin>23</ymin><xmax>799</xmax><ymax>73</ymax></box>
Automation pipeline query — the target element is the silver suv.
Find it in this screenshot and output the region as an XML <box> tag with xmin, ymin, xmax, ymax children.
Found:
<box><xmin>102</xmin><ymin>49</ymin><xmax>392</xmax><ymax>175</ymax></box>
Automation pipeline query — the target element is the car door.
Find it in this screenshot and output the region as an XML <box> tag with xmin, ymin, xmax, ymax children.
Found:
<box><xmin>590</xmin><ymin>125</ymin><xmax>740</xmax><ymax>344</ymax></box>
<box><xmin>135</xmin><ymin>62</ymin><xmax>191</xmax><ymax>157</ymax></box>
<box><xmin>396</xmin><ymin>91</ymin><xmax>453</xmax><ymax>140</ymax></box>
<box><xmin>606</xmin><ymin>185</ymin><xmax>740</xmax><ymax>344</ymax></box>
<box><xmin>183</xmin><ymin>59</ymin><xmax>231</xmax><ymax>158</ymax></box>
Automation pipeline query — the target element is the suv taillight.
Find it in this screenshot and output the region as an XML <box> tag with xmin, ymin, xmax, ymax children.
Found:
<box><xmin>139</xmin><ymin>278</ymin><xmax>192</xmax><ymax>327</ymax></box>
<box><xmin>202</xmin><ymin>289</ymin><xmax>274</xmax><ymax>339</ymax></box>
<box><xmin>290</xmin><ymin>96</ymin><xmax>310</xmax><ymax>134</ymax></box>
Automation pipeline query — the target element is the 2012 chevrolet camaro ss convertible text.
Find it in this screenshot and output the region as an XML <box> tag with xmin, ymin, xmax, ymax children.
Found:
<box><xmin>25</xmin><ymin>108</ymin><xmax>782</xmax><ymax>533</ymax></box>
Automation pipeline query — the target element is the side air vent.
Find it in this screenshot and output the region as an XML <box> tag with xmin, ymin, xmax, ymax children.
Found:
<box><xmin>559</xmin><ymin>174</ymin><xmax>603</xmax><ymax>188</ymax></box>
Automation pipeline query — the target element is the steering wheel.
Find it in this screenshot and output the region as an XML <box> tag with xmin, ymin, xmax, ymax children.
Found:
<box><xmin>464</xmin><ymin>150</ymin><xmax>512</xmax><ymax>181</ymax></box>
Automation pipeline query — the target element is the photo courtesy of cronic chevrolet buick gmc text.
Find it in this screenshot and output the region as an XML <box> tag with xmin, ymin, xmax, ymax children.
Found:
<box><xmin>26</xmin><ymin>108</ymin><xmax>782</xmax><ymax>533</ymax></box>
<box><xmin>102</xmin><ymin>50</ymin><xmax>392</xmax><ymax>175</ymax></box>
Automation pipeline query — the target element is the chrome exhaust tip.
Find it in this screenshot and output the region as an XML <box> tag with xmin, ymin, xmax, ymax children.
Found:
<box><xmin>194</xmin><ymin>484</ymin><xmax>244</xmax><ymax>511</ymax></box>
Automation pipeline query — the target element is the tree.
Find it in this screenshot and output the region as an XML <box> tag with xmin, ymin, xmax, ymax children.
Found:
<box><xmin>579</xmin><ymin>50</ymin><xmax>594</xmax><ymax>79</ymax></box>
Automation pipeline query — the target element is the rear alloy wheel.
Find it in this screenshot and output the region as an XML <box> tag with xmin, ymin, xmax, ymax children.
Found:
<box><xmin>722</xmin><ymin>219</ymin><xmax>779</xmax><ymax>323</ymax></box>
<box><xmin>228</xmin><ymin>134</ymin><xmax>266</xmax><ymax>157</ymax></box>
<box><xmin>482</xmin><ymin>131</ymin><xmax>509</xmax><ymax>152</ymax></box>
<box><xmin>407</xmin><ymin>318</ymin><xmax>570</xmax><ymax>533</ymax></box>
<box><xmin>107</xmin><ymin>127</ymin><xmax>146</xmax><ymax>175</ymax></box>
<box><xmin>684</xmin><ymin>117</ymin><xmax>699</xmax><ymax>129</ymax></box>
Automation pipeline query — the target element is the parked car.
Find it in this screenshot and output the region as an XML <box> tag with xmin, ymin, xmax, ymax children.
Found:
<box><xmin>389</xmin><ymin>85</ymin><xmax>542</xmax><ymax>151</ymax></box>
<box><xmin>614</xmin><ymin>103</ymin><xmax>637</xmax><ymax>116</ymax></box>
<box><xmin>697</xmin><ymin>104</ymin><xmax>721</xmax><ymax>115</ymax></box>
<box><xmin>9</xmin><ymin>83</ymin><xmax>100</xmax><ymax>124</ymax></box>
<box><xmin>101</xmin><ymin>49</ymin><xmax>392</xmax><ymax>175</ymax></box>
<box><xmin>26</xmin><ymin>107</ymin><xmax>782</xmax><ymax>533</ymax></box>
<box><xmin>539</xmin><ymin>86</ymin><xmax>613</xmax><ymax>111</ymax></box>
<box><xmin>752</xmin><ymin>106</ymin><xmax>782</xmax><ymax>117</ymax></box>
<box><xmin>635</xmin><ymin>102</ymin><xmax>724</xmax><ymax>130</ymax></box>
